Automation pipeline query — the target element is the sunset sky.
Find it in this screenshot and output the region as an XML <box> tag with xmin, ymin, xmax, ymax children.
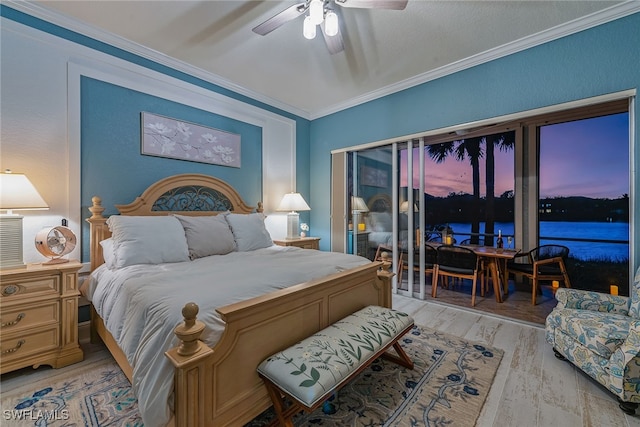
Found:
<box><xmin>400</xmin><ymin>112</ymin><xmax>629</xmax><ymax>199</ymax></box>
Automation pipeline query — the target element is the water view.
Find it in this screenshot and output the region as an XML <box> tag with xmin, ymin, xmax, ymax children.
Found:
<box><xmin>445</xmin><ymin>221</ymin><xmax>629</xmax><ymax>261</ymax></box>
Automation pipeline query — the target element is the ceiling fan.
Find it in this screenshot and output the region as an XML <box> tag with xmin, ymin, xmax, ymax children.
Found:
<box><xmin>252</xmin><ymin>0</ymin><xmax>408</xmax><ymax>55</ymax></box>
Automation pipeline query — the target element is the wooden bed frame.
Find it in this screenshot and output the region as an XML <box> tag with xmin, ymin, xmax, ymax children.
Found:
<box><xmin>86</xmin><ymin>173</ymin><xmax>393</xmax><ymax>427</ymax></box>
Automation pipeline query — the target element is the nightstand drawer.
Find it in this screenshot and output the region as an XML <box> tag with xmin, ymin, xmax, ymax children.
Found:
<box><xmin>1</xmin><ymin>301</ymin><xmax>59</xmax><ymax>333</ymax></box>
<box><xmin>1</xmin><ymin>275</ymin><xmax>59</xmax><ymax>300</ymax></box>
<box><xmin>1</xmin><ymin>327</ymin><xmax>59</xmax><ymax>363</ymax></box>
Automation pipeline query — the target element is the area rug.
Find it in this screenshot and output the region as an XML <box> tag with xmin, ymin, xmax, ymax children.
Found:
<box><xmin>0</xmin><ymin>325</ymin><xmax>503</xmax><ymax>427</ymax></box>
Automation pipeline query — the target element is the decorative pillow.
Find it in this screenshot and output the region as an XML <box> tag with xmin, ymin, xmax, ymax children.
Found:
<box><xmin>224</xmin><ymin>212</ymin><xmax>273</xmax><ymax>251</ymax></box>
<box><xmin>173</xmin><ymin>214</ymin><xmax>236</xmax><ymax>259</ymax></box>
<box><xmin>368</xmin><ymin>212</ymin><xmax>392</xmax><ymax>232</ymax></box>
<box><xmin>100</xmin><ymin>238</ymin><xmax>116</xmax><ymax>270</ymax></box>
<box><xmin>106</xmin><ymin>215</ymin><xmax>190</xmax><ymax>268</ymax></box>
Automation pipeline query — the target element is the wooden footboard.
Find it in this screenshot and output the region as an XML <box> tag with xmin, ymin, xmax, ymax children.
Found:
<box><xmin>165</xmin><ymin>260</ymin><xmax>393</xmax><ymax>427</ymax></box>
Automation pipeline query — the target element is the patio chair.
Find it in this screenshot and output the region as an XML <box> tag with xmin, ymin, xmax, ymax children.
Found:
<box><xmin>508</xmin><ymin>244</ymin><xmax>571</xmax><ymax>305</ymax></box>
<box><xmin>432</xmin><ymin>245</ymin><xmax>482</xmax><ymax>306</ymax></box>
<box><xmin>398</xmin><ymin>244</ymin><xmax>437</xmax><ymax>285</ymax></box>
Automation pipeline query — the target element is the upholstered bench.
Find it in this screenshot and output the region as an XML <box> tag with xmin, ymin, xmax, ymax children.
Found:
<box><xmin>257</xmin><ymin>305</ymin><xmax>414</xmax><ymax>426</ymax></box>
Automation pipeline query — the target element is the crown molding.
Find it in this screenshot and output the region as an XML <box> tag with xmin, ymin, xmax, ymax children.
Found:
<box><xmin>310</xmin><ymin>1</ymin><xmax>640</xmax><ymax>120</ymax></box>
<box><xmin>3</xmin><ymin>0</ymin><xmax>311</xmax><ymax>120</ymax></box>
<box><xmin>5</xmin><ymin>0</ymin><xmax>639</xmax><ymax>121</ymax></box>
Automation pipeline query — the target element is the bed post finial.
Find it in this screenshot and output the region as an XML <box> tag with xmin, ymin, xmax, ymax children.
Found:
<box><xmin>89</xmin><ymin>196</ymin><xmax>105</xmax><ymax>219</ymax></box>
<box><xmin>376</xmin><ymin>253</ymin><xmax>394</xmax><ymax>308</ymax></box>
<box><xmin>257</xmin><ymin>201</ymin><xmax>263</xmax><ymax>213</ymax></box>
<box><xmin>174</xmin><ymin>302</ymin><xmax>206</xmax><ymax>356</ymax></box>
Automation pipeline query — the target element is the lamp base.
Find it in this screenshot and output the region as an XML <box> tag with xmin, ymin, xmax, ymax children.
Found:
<box><xmin>285</xmin><ymin>212</ymin><xmax>300</xmax><ymax>240</ymax></box>
<box><xmin>0</xmin><ymin>214</ymin><xmax>25</xmax><ymax>270</ymax></box>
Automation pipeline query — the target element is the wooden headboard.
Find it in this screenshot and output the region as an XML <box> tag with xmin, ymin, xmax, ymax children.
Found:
<box><xmin>367</xmin><ymin>193</ymin><xmax>392</xmax><ymax>212</ymax></box>
<box><xmin>86</xmin><ymin>173</ymin><xmax>262</xmax><ymax>271</ymax></box>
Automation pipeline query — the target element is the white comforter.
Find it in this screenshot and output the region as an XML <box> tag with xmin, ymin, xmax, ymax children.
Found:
<box><xmin>86</xmin><ymin>245</ymin><xmax>370</xmax><ymax>427</ymax></box>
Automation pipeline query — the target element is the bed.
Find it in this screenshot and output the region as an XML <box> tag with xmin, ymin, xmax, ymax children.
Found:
<box><xmin>85</xmin><ymin>173</ymin><xmax>393</xmax><ymax>427</ymax></box>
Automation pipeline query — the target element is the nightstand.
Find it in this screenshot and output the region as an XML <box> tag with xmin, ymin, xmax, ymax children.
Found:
<box><xmin>348</xmin><ymin>231</ymin><xmax>370</xmax><ymax>258</ymax></box>
<box><xmin>273</xmin><ymin>237</ymin><xmax>321</xmax><ymax>250</ymax></box>
<box><xmin>0</xmin><ymin>261</ymin><xmax>84</xmax><ymax>374</ymax></box>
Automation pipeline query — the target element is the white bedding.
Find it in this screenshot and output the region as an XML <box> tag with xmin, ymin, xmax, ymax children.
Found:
<box><xmin>87</xmin><ymin>245</ymin><xmax>370</xmax><ymax>427</ymax></box>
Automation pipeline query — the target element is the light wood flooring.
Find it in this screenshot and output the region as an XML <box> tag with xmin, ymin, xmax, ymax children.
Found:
<box><xmin>2</xmin><ymin>297</ymin><xmax>639</xmax><ymax>427</ymax></box>
<box><xmin>393</xmin><ymin>294</ymin><xmax>640</xmax><ymax>427</ymax></box>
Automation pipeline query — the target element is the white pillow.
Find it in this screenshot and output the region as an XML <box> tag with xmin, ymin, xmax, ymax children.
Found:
<box><xmin>106</xmin><ymin>215</ymin><xmax>190</xmax><ymax>268</ymax></box>
<box><xmin>224</xmin><ymin>213</ymin><xmax>273</xmax><ymax>251</ymax></box>
<box><xmin>100</xmin><ymin>238</ymin><xmax>116</xmax><ymax>269</ymax></box>
<box><xmin>173</xmin><ymin>214</ymin><xmax>236</xmax><ymax>259</ymax></box>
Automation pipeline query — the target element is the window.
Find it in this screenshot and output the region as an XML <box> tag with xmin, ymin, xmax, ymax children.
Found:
<box><xmin>538</xmin><ymin>112</ymin><xmax>630</xmax><ymax>294</ymax></box>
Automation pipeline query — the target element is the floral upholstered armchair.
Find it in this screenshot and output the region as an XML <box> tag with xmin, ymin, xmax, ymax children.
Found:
<box><xmin>545</xmin><ymin>267</ymin><xmax>640</xmax><ymax>415</ymax></box>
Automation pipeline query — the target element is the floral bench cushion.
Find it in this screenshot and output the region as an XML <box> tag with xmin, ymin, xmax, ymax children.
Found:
<box><xmin>547</xmin><ymin>308</ymin><xmax>631</xmax><ymax>359</ymax></box>
<box><xmin>257</xmin><ymin>305</ymin><xmax>414</xmax><ymax>408</ymax></box>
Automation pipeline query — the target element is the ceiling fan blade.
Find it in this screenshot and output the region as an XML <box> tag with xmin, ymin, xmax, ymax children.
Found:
<box><xmin>321</xmin><ymin>21</ymin><xmax>345</xmax><ymax>55</ymax></box>
<box><xmin>335</xmin><ymin>0</ymin><xmax>408</xmax><ymax>10</ymax></box>
<box><xmin>252</xmin><ymin>2</ymin><xmax>307</xmax><ymax>36</ymax></box>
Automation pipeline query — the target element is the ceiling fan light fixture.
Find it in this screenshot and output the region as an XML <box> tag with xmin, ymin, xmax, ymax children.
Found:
<box><xmin>309</xmin><ymin>0</ymin><xmax>324</xmax><ymax>25</ymax></box>
<box><xmin>303</xmin><ymin>15</ymin><xmax>317</xmax><ymax>39</ymax></box>
<box><xmin>324</xmin><ymin>10</ymin><xmax>339</xmax><ymax>36</ymax></box>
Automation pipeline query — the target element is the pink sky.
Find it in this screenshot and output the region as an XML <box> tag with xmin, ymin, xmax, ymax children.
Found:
<box><xmin>400</xmin><ymin>147</ymin><xmax>514</xmax><ymax>198</ymax></box>
<box><xmin>399</xmin><ymin>112</ymin><xmax>629</xmax><ymax>199</ymax></box>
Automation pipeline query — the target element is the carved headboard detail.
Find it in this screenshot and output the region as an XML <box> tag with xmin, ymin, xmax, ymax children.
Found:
<box><xmin>116</xmin><ymin>173</ymin><xmax>258</xmax><ymax>216</ymax></box>
<box><xmin>367</xmin><ymin>193</ymin><xmax>393</xmax><ymax>213</ymax></box>
<box><xmin>86</xmin><ymin>173</ymin><xmax>262</xmax><ymax>271</ymax></box>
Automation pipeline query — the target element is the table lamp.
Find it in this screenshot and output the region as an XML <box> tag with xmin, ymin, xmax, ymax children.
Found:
<box><xmin>0</xmin><ymin>170</ymin><xmax>49</xmax><ymax>269</ymax></box>
<box><xmin>351</xmin><ymin>196</ymin><xmax>369</xmax><ymax>232</ymax></box>
<box><xmin>277</xmin><ymin>192</ymin><xmax>310</xmax><ymax>239</ymax></box>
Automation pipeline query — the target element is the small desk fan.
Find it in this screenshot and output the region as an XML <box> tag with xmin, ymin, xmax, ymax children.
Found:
<box><xmin>35</xmin><ymin>219</ymin><xmax>76</xmax><ymax>265</ymax></box>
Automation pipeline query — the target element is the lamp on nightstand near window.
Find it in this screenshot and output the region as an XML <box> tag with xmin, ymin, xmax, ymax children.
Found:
<box><xmin>277</xmin><ymin>192</ymin><xmax>311</xmax><ymax>240</ymax></box>
<box><xmin>351</xmin><ymin>196</ymin><xmax>369</xmax><ymax>232</ymax></box>
<box><xmin>0</xmin><ymin>170</ymin><xmax>49</xmax><ymax>269</ymax></box>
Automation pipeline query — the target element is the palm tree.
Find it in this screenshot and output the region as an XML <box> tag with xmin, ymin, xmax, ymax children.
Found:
<box><xmin>427</xmin><ymin>139</ymin><xmax>484</xmax><ymax>242</ymax></box>
<box><xmin>484</xmin><ymin>132</ymin><xmax>515</xmax><ymax>246</ymax></box>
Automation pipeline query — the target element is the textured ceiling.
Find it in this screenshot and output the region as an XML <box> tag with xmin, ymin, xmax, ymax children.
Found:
<box><xmin>29</xmin><ymin>0</ymin><xmax>627</xmax><ymax>118</ymax></box>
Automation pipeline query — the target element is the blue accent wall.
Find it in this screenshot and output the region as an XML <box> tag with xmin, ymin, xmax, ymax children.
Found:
<box><xmin>309</xmin><ymin>13</ymin><xmax>640</xmax><ymax>254</ymax></box>
<box><xmin>80</xmin><ymin>77</ymin><xmax>264</xmax><ymax>258</ymax></box>
<box><xmin>81</xmin><ymin>77</ymin><xmax>263</xmax><ymax>211</ymax></box>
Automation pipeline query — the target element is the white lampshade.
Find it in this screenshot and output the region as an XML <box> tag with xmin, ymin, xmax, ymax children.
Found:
<box><xmin>278</xmin><ymin>193</ymin><xmax>310</xmax><ymax>240</ymax></box>
<box><xmin>303</xmin><ymin>15</ymin><xmax>316</xmax><ymax>40</ymax></box>
<box><xmin>351</xmin><ymin>196</ymin><xmax>369</xmax><ymax>212</ymax></box>
<box><xmin>0</xmin><ymin>171</ymin><xmax>49</xmax><ymax>213</ymax></box>
<box><xmin>324</xmin><ymin>10</ymin><xmax>339</xmax><ymax>37</ymax></box>
<box><xmin>277</xmin><ymin>193</ymin><xmax>311</xmax><ymax>213</ymax></box>
<box><xmin>0</xmin><ymin>170</ymin><xmax>49</xmax><ymax>269</ymax></box>
<box><xmin>400</xmin><ymin>201</ymin><xmax>418</xmax><ymax>212</ymax></box>
<box><xmin>309</xmin><ymin>0</ymin><xmax>324</xmax><ymax>25</ymax></box>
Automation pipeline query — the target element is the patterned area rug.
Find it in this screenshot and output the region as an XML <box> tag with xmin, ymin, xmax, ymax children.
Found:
<box><xmin>0</xmin><ymin>325</ymin><xmax>503</xmax><ymax>426</ymax></box>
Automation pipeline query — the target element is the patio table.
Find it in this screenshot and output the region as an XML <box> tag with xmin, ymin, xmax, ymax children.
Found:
<box><xmin>428</xmin><ymin>243</ymin><xmax>520</xmax><ymax>303</ymax></box>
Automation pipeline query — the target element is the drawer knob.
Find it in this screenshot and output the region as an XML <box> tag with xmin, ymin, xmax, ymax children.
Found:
<box><xmin>2</xmin><ymin>339</ymin><xmax>25</xmax><ymax>355</ymax></box>
<box><xmin>1</xmin><ymin>312</ymin><xmax>25</xmax><ymax>328</ymax></box>
<box><xmin>2</xmin><ymin>285</ymin><xmax>18</xmax><ymax>296</ymax></box>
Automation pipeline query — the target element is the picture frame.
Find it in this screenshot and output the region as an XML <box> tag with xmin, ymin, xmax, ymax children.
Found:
<box><xmin>141</xmin><ymin>112</ymin><xmax>241</xmax><ymax>168</ymax></box>
<box><xmin>360</xmin><ymin>165</ymin><xmax>388</xmax><ymax>187</ymax></box>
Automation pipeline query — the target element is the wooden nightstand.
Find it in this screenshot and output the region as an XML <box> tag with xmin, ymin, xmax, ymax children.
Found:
<box><xmin>0</xmin><ymin>261</ymin><xmax>84</xmax><ymax>374</ymax></box>
<box><xmin>273</xmin><ymin>237</ymin><xmax>321</xmax><ymax>250</ymax></box>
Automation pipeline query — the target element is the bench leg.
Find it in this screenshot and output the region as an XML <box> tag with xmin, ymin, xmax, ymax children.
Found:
<box><xmin>381</xmin><ymin>341</ymin><xmax>414</xmax><ymax>369</ymax></box>
<box><xmin>262</xmin><ymin>379</ymin><xmax>298</xmax><ymax>427</ymax></box>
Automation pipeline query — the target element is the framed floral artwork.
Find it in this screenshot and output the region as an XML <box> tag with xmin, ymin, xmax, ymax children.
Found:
<box><xmin>141</xmin><ymin>112</ymin><xmax>241</xmax><ymax>167</ymax></box>
<box><xmin>360</xmin><ymin>165</ymin><xmax>388</xmax><ymax>187</ymax></box>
